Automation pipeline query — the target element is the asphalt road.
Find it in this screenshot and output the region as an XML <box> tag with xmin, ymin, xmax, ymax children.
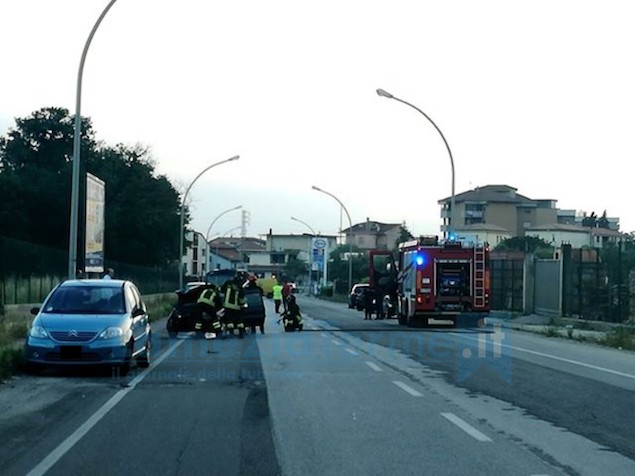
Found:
<box><xmin>1</xmin><ymin>296</ymin><xmax>634</xmax><ymax>475</ymax></box>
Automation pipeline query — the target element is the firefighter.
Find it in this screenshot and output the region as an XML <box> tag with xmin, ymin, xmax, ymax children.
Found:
<box><xmin>283</xmin><ymin>294</ymin><xmax>303</xmax><ymax>331</ymax></box>
<box><xmin>221</xmin><ymin>276</ymin><xmax>246</xmax><ymax>338</ymax></box>
<box><xmin>196</xmin><ymin>285</ymin><xmax>222</xmax><ymax>339</ymax></box>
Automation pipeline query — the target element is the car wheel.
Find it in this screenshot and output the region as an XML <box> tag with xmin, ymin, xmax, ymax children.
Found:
<box><xmin>137</xmin><ymin>334</ymin><xmax>151</xmax><ymax>368</ymax></box>
<box><xmin>119</xmin><ymin>341</ymin><xmax>134</xmax><ymax>376</ymax></box>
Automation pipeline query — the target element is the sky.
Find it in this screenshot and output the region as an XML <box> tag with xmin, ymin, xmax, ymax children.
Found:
<box><xmin>2</xmin><ymin>0</ymin><xmax>635</xmax><ymax>240</ymax></box>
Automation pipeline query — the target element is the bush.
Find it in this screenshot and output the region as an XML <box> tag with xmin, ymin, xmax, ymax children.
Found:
<box><xmin>0</xmin><ymin>347</ymin><xmax>23</xmax><ymax>381</ymax></box>
<box><xmin>320</xmin><ymin>286</ymin><xmax>333</xmax><ymax>297</ymax></box>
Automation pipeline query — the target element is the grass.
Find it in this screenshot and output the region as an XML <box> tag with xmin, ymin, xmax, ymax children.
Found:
<box><xmin>146</xmin><ymin>294</ymin><xmax>177</xmax><ymax>323</ymax></box>
<box><xmin>599</xmin><ymin>326</ymin><xmax>635</xmax><ymax>351</ymax></box>
<box><xmin>0</xmin><ymin>320</ymin><xmax>28</xmax><ymax>382</ymax></box>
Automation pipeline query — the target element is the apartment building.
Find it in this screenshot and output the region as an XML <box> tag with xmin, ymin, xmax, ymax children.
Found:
<box><xmin>438</xmin><ymin>185</ymin><xmax>558</xmax><ymax>237</ymax></box>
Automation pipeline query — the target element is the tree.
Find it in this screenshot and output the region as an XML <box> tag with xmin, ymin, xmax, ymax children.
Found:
<box><xmin>495</xmin><ymin>236</ymin><xmax>554</xmax><ymax>256</ymax></box>
<box><xmin>0</xmin><ymin>107</ymin><xmax>182</xmax><ymax>268</ymax></box>
<box><xmin>393</xmin><ymin>225</ymin><xmax>414</xmax><ymax>252</ymax></box>
<box><xmin>598</xmin><ymin>210</ymin><xmax>610</xmax><ymax>229</ymax></box>
<box><xmin>284</xmin><ymin>257</ymin><xmax>308</xmax><ymax>282</ymax></box>
<box><xmin>327</xmin><ymin>244</ymin><xmax>368</xmax><ymax>292</ymax></box>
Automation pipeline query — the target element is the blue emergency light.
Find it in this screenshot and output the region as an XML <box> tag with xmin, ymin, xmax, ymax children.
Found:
<box><xmin>415</xmin><ymin>253</ymin><xmax>426</xmax><ymax>266</ymax></box>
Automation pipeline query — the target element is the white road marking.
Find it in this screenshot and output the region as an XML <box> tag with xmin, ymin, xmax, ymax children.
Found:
<box><xmin>366</xmin><ymin>361</ymin><xmax>382</xmax><ymax>372</ymax></box>
<box><xmin>345</xmin><ymin>348</ymin><xmax>358</xmax><ymax>356</ymax></box>
<box><xmin>452</xmin><ymin>332</ymin><xmax>635</xmax><ymax>380</ymax></box>
<box><xmin>26</xmin><ymin>339</ymin><xmax>184</xmax><ymax>476</ymax></box>
<box><xmin>393</xmin><ymin>380</ymin><xmax>423</xmax><ymax>397</ymax></box>
<box><xmin>331</xmin><ymin>339</ymin><xmax>341</xmax><ymax>346</ymax></box>
<box><xmin>441</xmin><ymin>412</ymin><xmax>492</xmax><ymax>442</ymax></box>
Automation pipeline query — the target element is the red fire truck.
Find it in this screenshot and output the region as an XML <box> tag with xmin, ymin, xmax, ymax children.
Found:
<box><xmin>369</xmin><ymin>236</ymin><xmax>490</xmax><ymax>327</ymax></box>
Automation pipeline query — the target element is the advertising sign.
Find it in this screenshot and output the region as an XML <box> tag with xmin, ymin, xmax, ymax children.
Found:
<box><xmin>85</xmin><ymin>173</ymin><xmax>105</xmax><ymax>273</ymax></box>
<box><xmin>311</xmin><ymin>237</ymin><xmax>327</xmax><ymax>271</ymax></box>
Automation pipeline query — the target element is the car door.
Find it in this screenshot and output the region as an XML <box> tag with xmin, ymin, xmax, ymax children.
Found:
<box><xmin>126</xmin><ymin>283</ymin><xmax>149</xmax><ymax>353</ymax></box>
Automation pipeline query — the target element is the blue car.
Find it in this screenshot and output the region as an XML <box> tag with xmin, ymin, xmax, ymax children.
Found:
<box><xmin>24</xmin><ymin>279</ymin><xmax>152</xmax><ymax>374</ymax></box>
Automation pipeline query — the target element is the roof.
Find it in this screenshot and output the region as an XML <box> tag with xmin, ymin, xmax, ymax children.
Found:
<box><xmin>342</xmin><ymin>220</ymin><xmax>402</xmax><ymax>234</ymax></box>
<box><xmin>438</xmin><ymin>185</ymin><xmax>554</xmax><ymax>206</ymax></box>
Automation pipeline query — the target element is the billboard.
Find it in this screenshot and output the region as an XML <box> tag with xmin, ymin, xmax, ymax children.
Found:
<box><xmin>311</xmin><ymin>237</ymin><xmax>328</xmax><ymax>271</ymax></box>
<box><xmin>85</xmin><ymin>173</ymin><xmax>105</xmax><ymax>273</ymax></box>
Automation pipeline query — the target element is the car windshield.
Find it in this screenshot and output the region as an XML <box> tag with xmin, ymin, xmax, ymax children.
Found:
<box><xmin>42</xmin><ymin>285</ymin><xmax>126</xmax><ymax>314</ymax></box>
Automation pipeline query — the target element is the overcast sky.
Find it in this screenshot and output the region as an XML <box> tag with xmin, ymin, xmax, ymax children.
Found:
<box><xmin>2</xmin><ymin>0</ymin><xmax>635</xmax><ymax>239</ymax></box>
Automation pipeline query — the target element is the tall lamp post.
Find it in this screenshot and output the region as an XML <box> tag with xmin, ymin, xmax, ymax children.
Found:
<box><xmin>311</xmin><ymin>186</ymin><xmax>353</xmax><ymax>294</ymax></box>
<box><xmin>68</xmin><ymin>0</ymin><xmax>119</xmax><ymax>279</ymax></box>
<box><xmin>179</xmin><ymin>155</ymin><xmax>239</xmax><ymax>289</ymax></box>
<box><xmin>376</xmin><ymin>88</ymin><xmax>457</xmax><ymax>238</ymax></box>
<box><xmin>205</xmin><ymin>205</ymin><xmax>242</xmax><ymax>243</ymax></box>
<box><xmin>291</xmin><ymin>216</ymin><xmax>317</xmax><ymax>294</ymax></box>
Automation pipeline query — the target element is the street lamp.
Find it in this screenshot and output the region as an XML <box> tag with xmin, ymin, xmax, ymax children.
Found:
<box><xmin>179</xmin><ymin>155</ymin><xmax>239</xmax><ymax>289</ymax></box>
<box><xmin>68</xmin><ymin>0</ymin><xmax>119</xmax><ymax>279</ymax></box>
<box><xmin>291</xmin><ymin>216</ymin><xmax>317</xmax><ymax>294</ymax></box>
<box><xmin>205</xmin><ymin>205</ymin><xmax>242</xmax><ymax>243</ymax></box>
<box><xmin>376</xmin><ymin>88</ymin><xmax>457</xmax><ymax>238</ymax></box>
<box><xmin>311</xmin><ymin>185</ymin><xmax>353</xmax><ymax>294</ymax></box>
<box><xmin>290</xmin><ymin>216</ymin><xmax>316</xmax><ymax>235</ymax></box>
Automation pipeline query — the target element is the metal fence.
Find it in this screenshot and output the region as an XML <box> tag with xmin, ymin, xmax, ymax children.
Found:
<box><xmin>490</xmin><ymin>251</ymin><xmax>525</xmax><ymax>313</ymax></box>
<box><xmin>0</xmin><ymin>236</ymin><xmax>178</xmax><ymax>309</ymax></box>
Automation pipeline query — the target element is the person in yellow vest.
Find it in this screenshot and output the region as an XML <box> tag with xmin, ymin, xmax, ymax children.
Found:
<box><xmin>221</xmin><ymin>276</ymin><xmax>246</xmax><ymax>338</ymax></box>
<box><xmin>272</xmin><ymin>281</ymin><xmax>284</xmax><ymax>313</ymax></box>
<box><xmin>196</xmin><ymin>284</ymin><xmax>223</xmax><ymax>339</ymax></box>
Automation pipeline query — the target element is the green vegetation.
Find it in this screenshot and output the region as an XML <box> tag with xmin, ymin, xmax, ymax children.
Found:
<box><xmin>0</xmin><ymin>107</ymin><xmax>183</xmax><ymax>270</ymax></box>
<box><xmin>599</xmin><ymin>326</ymin><xmax>635</xmax><ymax>351</ymax></box>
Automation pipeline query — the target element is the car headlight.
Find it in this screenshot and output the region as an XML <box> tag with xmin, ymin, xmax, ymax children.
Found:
<box><xmin>99</xmin><ymin>327</ymin><xmax>124</xmax><ymax>339</ymax></box>
<box><xmin>29</xmin><ymin>326</ymin><xmax>49</xmax><ymax>339</ymax></box>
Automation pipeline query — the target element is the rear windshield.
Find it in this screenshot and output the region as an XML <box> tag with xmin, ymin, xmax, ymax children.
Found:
<box><xmin>43</xmin><ymin>286</ymin><xmax>126</xmax><ymax>314</ymax></box>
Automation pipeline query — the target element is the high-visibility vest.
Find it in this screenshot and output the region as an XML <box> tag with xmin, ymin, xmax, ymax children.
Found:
<box><xmin>197</xmin><ymin>289</ymin><xmax>217</xmax><ymax>307</ymax></box>
<box><xmin>224</xmin><ymin>284</ymin><xmax>242</xmax><ymax>310</ymax></box>
<box><xmin>272</xmin><ymin>285</ymin><xmax>283</xmax><ymax>300</ymax></box>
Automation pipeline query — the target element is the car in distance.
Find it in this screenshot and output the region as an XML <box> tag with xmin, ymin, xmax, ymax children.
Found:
<box><xmin>348</xmin><ymin>283</ymin><xmax>369</xmax><ymax>309</ymax></box>
<box><xmin>24</xmin><ymin>279</ymin><xmax>152</xmax><ymax>374</ymax></box>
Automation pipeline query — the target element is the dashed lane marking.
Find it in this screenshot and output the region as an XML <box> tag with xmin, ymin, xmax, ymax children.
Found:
<box><xmin>441</xmin><ymin>412</ymin><xmax>492</xmax><ymax>442</ymax></box>
<box><xmin>393</xmin><ymin>380</ymin><xmax>423</xmax><ymax>397</ymax></box>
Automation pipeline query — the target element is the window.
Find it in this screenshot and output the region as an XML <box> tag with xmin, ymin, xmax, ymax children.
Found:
<box><xmin>193</xmin><ymin>248</ymin><xmax>198</xmax><ymax>260</ymax></box>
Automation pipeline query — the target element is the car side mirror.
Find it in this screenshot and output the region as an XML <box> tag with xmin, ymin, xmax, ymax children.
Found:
<box><xmin>132</xmin><ymin>308</ymin><xmax>145</xmax><ymax>318</ymax></box>
<box><xmin>30</xmin><ymin>307</ymin><xmax>40</xmax><ymax>315</ymax></box>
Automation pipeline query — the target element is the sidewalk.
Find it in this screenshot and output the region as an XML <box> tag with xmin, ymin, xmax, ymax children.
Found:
<box><xmin>488</xmin><ymin>311</ymin><xmax>635</xmax><ymax>349</ymax></box>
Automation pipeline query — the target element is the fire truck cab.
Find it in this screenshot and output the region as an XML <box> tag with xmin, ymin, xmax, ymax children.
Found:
<box><xmin>369</xmin><ymin>235</ymin><xmax>490</xmax><ymax>327</ymax></box>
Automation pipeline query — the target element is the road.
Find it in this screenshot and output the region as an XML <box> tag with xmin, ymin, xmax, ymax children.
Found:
<box><xmin>1</xmin><ymin>297</ymin><xmax>634</xmax><ymax>475</ymax></box>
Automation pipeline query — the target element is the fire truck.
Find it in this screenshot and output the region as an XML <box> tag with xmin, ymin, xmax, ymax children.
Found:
<box><xmin>369</xmin><ymin>235</ymin><xmax>490</xmax><ymax>327</ymax></box>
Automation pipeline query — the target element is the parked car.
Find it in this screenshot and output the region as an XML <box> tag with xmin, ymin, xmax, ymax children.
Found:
<box><xmin>24</xmin><ymin>279</ymin><xmax>152</xmax><ymax>374</ymax></box>
<box><xmin>348</xmin><ymin>283</ymin><xmax>369</xmax><ymax>309</ymax></box>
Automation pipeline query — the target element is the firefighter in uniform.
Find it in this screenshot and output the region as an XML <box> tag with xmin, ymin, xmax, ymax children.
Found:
<box><xmin>282</xmin><ymin>294</ymin><xmax>303</xmax><ymax>331</ymax></box>
<box><xmin>196</xmin><ymin>285</ymin><xmax>222</xmax><ymax>339</ymax></box>
<box><xmin>221</xmin><ymin>276</ymin><xmax>246</xmax><ymax>338</ymax></box>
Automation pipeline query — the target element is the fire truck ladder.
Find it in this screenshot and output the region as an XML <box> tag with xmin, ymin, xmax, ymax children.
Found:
<box><xmin>474</xmin><ymin>247</ymin><xmax>486</xmax><ymax>307</ymax></box>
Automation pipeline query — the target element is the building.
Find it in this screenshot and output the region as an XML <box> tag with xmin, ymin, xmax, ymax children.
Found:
<box><xmin>453</xmin><ymin>223</ymin><xmax>514</xmax><ymax>247</ymax></box>
<box><xmin>341</xmin><ymin>219</ymin><xmax>405</xmax><ymax>251</ymax></box>
<box><xmin>182</xmin><ymin>230</ymin><xmax>208</xmax><ymax>279</ymax></box>
<box><xmin>207</xmin><ymin>233</ymin><xmax>338</xmax><ymax>284</ymax></box>
<box><xmin>438</xmin><ymin>185</ymin><xmax>558</xmax><ymax>237</ymax></box>
<box><xmin>525</xmin><ymin>224</ymin><xmax>624</xmax><ymax>249</ymax></box>
<box><xmin>557</xmin><ymin>209</ymin><xmax>620</xmax><ymax>231</ymax></box>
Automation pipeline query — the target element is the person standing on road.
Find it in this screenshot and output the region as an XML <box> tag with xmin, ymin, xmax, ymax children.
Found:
<box><xmin>197</xmin><ymin>284</ymin><xmax>223</xmax><ymax>339</ymax></box>
<box><xmin>272</xmin><ymin>281</ymin><xmax>284</xmax><ymax>313</ymax></box>
<box><xmin>282</xmin><ymin>281</ymin><xmax>293</xmax><ymax>311</ymax></box>
<box><xmin>221</xmin><ymin>276</ymin><xmax>246</xmax><ymax>338</ymax></box>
